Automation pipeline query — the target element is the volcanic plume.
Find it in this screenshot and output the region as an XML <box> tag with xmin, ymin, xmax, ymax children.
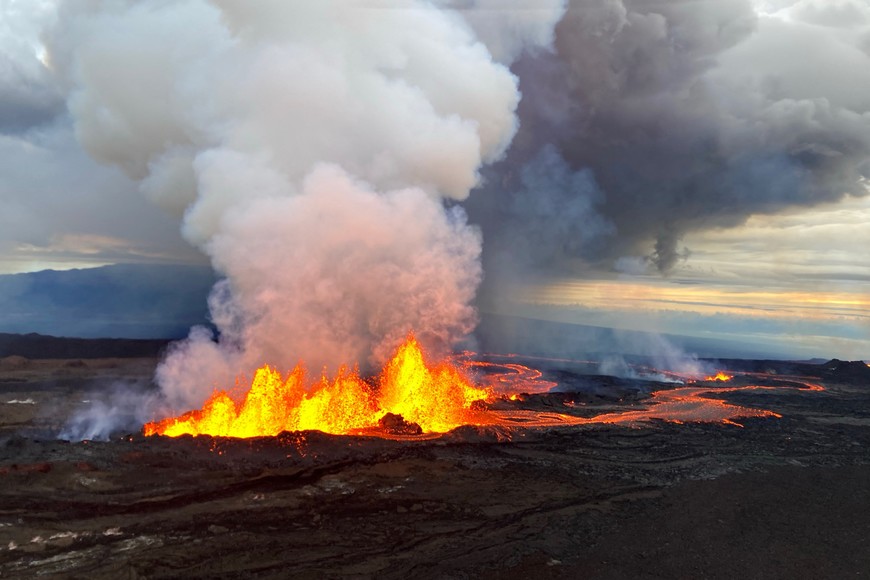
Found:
<box><xmin>467</xmin><ymin>0</ymin><xmax>870</xmax><ymax>277</ymax></box>
<box><xmin>48</xmin><ymin>1</ymin><xmax>564</xmax><ymax>414</ymax></box>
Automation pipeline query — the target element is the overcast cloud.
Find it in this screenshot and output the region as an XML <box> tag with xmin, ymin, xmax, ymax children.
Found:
<box><xmin>468</xmin><ymin>0</ymin><xmax>870</xmax><ymax>279</ymax></box>
<box><xmin>0</xmin><ymin>0</ymin><xmax>202</xmax><ymax>274</ymax></box>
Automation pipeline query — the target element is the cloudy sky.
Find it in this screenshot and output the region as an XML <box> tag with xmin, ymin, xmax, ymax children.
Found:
<box><xmin>502</xmin><ymin>194</ymin><xmax>870</xmax><ymax>359</ymax></box>
<box><xmin>0</xmin><ymin>0</ymin><xmax>203</xmax><ymax>274</ymax></box>
<box><xmin>0</xmin><ymin>0</ymin><xmax>868</xmax><ymax>362</ymax></box>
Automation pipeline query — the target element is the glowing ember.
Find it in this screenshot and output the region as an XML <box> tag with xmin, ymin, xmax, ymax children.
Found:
<box><xmin>144</xmin><ymin>335</ymin><xmax>492</xmax><ymax>438</ymax></box>
<box><xmin>705</xmin><ymin>371</ymin><xmax>733</xmax><ymax>382</ymax></box>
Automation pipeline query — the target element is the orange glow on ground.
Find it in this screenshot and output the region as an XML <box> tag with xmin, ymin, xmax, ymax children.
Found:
<box><xmin>704</xmin><ymin>371</ymin><xmax>733</xmax><ymax>382</ymax></box>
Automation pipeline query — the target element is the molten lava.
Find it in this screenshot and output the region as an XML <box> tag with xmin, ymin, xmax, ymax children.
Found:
<box><xmin>144</xmin><ymin>335</ymin><xmax>492</xmax><ymax>438</ymax></box>
<box><xmin>145</xmin><ymin>342</ymin><xmax>826</xmax><ymax>440</ymax></box>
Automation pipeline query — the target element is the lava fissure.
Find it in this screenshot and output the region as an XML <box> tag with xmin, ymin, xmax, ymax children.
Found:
<box><xmin>145</xmin><ymin>335</ymin><xmax>493</xmax><ymax>438</ymax></box>
<box><xmin>145</xmin><ymin>342</ymin><xmax>826</xmax><ymax>440</ymax></box>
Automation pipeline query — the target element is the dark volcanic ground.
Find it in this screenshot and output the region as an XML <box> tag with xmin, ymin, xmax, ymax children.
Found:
<box><xmin>0</xmin><ymin>348</ymin><xmax>869</xmax><ymax>579</ymax></box>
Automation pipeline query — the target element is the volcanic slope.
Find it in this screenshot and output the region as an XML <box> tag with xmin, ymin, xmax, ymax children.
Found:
<box><xmin>1</xmin><ymin>351</ymin><xmax>869</xmax><ymax>578</ymax></box>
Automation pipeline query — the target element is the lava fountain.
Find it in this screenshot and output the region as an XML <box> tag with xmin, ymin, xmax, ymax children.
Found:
<box><xmin>144</xmin><ymin>335</ymin><xmax>493</xmax><ymax>438</ymax></box>
<box><xmin>144</xmin><ymin>341</ymin><xmax>826</xmax><ymax>440</ymax></box>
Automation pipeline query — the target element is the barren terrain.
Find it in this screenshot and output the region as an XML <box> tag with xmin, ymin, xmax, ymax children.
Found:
<box><xmin>1</xmin><ymin>350</ymin><xmax>869</xmax><ymax>579</ymax></box>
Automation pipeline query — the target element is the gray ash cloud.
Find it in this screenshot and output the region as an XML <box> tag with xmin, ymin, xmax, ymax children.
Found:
<box><xmin>467</xmin><ymin>0</ymin><xmax>870</xmax><ymax>277</ymax></box>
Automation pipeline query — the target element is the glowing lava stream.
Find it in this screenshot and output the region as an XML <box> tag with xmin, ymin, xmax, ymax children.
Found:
<box><xmin>144</xmin><ymin>335</ymin><xmax>825</xmax><ymax>439</ymax></box>
<box><xmin>491</xmin><ymin>376</ymin><xmax>824</xmax><ymax>430</ymax></box>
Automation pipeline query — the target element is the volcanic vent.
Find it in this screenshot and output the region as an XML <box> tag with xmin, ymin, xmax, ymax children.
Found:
<box><xmin>145</xmin><ymin>335</ymin><xmax>493</xmax><ymax>438</ymax></box>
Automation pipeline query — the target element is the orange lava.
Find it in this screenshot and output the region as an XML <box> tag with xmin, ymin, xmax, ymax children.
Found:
<box><xmin>491</xmin><ymin>378</ymin><xmax>826</xmax><ymax>429</ymax></box>
<box><xmin>461</xmin><ymin>356</ymin><xmax>558</xmax><ymax>394</ymax></box>
<box><xmin>581</xmin><ymin>384</ymin><xmax>781</xmax><ymax>427</ymax></box>
<box><xmin>144</xmin><ymin>335</ymin><xmax>492</xmax><ymax>438</ymax></box>
<box><xmin>145</xmin><ymin>342</ymin><xmax>827</xmax><ymax>440</ymax></box>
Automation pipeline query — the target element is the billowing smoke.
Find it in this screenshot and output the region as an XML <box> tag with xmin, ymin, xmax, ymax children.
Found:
<box><xmin>598</xmin><ymin>332</ymin><xmax>711</xmax><ymax>383</ymax></box>
<box><xmin>156</xmin><ymin>166</ymin><xmax>485</xmax><ymax>410</ymax></box>
<box><xmin>468</xmin><ymin>0</ymin><xmax>870</xmax><ymax>277</ymax></box>
<box><xmin>47</xmin><ymin>0</ymin><xmax>564</xmax><ymax>412</ymax></box>
<box><xmin>58</xmin><ymin>383</ymin><xmax>164</xmax><ymax>441</ymax></box>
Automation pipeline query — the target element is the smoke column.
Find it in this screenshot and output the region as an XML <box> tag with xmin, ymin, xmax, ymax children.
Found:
<box><xmin>468</xmin><ymin>0</ymin><xmax>870</xmax><ymax>278</ymax></box>
<box><xmin>48</xmin><ymin>0</ymin><xmax>564</xmax><ymax>411</ymax></box>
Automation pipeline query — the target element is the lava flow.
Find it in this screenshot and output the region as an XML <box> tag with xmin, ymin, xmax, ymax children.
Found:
<box><xmin>145</xmin><ymin>338</ymin><xmax>827</xmax><ymax>440</ymax></box>
<box><xmin>144</xmin><ymin>335</ymin><xmax>493</xmax><ymax>438</ymax></box>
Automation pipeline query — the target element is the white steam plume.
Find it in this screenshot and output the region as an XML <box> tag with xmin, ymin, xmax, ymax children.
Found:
<box><xmin>157</xmin><ymin>165</ymin><xmax>483</xmax><ymax>410</ymax></box>
<box><xmin>49</xmin><ymin>1</ymin><xmax>560</xmax><ymax>411</ymax></box>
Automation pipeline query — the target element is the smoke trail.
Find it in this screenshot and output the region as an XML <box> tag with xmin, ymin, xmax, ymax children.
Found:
<box><xmin>48</xmin><ymin>1</ymin><xmax>563</xmax><ymax>411</ymax></box>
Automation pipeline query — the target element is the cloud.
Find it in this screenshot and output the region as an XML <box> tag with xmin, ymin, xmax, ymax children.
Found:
<box><xmin>786</xmin><ymin>0</ymin><xmax>870</xmax><ymax>28</ymax></box>
<box><xmin>0</xmin><ymin>0</ymin><xmax>64</xmax><ymax>133</ymax></box>
<box><xmin>0</xmin><ymin>120</ymin><xmax>203</xmax><ymax>274</ymax></box>
<box><xmin>469</xmin><ymin>0</ymin><xmax>870</xmax><ymax>278</ymax></box>
<box><xmin>680</xmin><ymin>195</ymin><xmax>870</xmax><ymax>287</ymax></box>
<box><xmin>469</xmin><ymin>144</ymin><xmax>614</xmax><ymax>275</ymax></box>
<box><xmin>498</xmin><ymin>197</ymin><xmax>870</xmax><ymax>359</ymax></box>
<box><xmin>435</xmin><ymin>0</ymin><xmax>567</xmax><ymax>64</ymax></box>
<box><xmin>0</xmin><ymin>2</ymin><xmax>202</xmax><ymax>275</ymax></box>
<box><xmin>505</xmin><ymin>292</ymin><xmax>869</xmax><ymax>360</ymax></box>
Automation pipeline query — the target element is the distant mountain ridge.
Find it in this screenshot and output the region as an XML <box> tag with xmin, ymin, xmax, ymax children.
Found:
<box><xmin>0</xmin><ymin>263</ymin><xmax>215</xmax><ymax>339</ymax></box>
<box><xmin>0</xmin><ymin>332</ymin><xmax>171</xmax><ymax>359</ymax></box>
<box><xmin>0</xmin><ymin>264</ymin><xmax>813</xmax><ymax>360</ymax></box>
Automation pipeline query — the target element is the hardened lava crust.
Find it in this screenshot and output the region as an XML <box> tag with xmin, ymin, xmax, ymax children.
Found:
<box><xmin>1</xmin><ymin>351</ymin><xmax>869</xmax><ymax>579</ymax></box>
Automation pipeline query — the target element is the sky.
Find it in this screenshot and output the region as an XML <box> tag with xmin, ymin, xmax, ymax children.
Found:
<box><xmin>0</xmin><ymin>0</ymin><xmax>203</xmax><ymax>274</ymax></box>
<box><xmin>0</xmin><ymin>0</ymin><xmax>868</xmax><ymax>363</ymax></box>
<box><xmin>492</xmin><ymin>193</ymin><xmax>870</xmax><ymax>360</ymax></box>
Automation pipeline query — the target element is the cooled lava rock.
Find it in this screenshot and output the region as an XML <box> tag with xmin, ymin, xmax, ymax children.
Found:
<box><xmin>823</xmin><ymin>359</ymin><xmax>870</xmax><ymax>382</ymax></box>
<box><xmin>378</xmin><ymin>413</ymin><xmax>423</xmax><ymax>435</ymax></box>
